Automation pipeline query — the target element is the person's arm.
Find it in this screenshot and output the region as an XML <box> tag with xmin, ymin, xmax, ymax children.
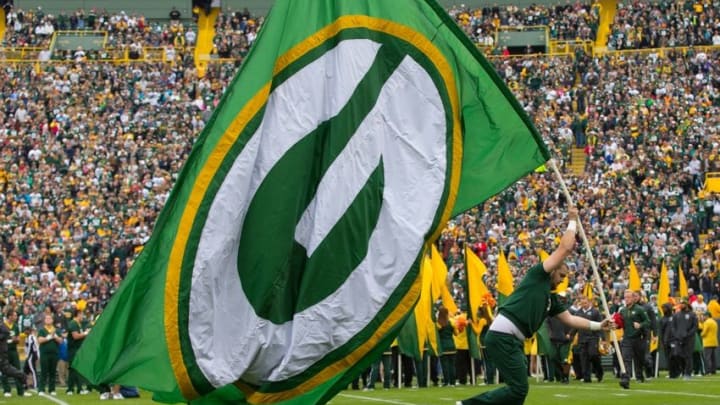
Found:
<box><xmin>39</xmin><ymin>332</ymin><xmax>54</xmax><ymax>344</ymax></box>
<box><xmin>543</xmin><ymin>207</ymin><xmax>579</xmax><ymax>273</ymax></box>
<box><xmin>555</xmin><ymin>310</ymin><xmax>613</xmax><ymax>332</ymax></box>
<box><xmin>636</xmin><ymin>308</ymin><xmax>650</xmax><ymax>330</ymax></box>
<box><xmin>71</xmin><ymin>329</ymin><xmax>87</xmax><ymax>340</ymax></box>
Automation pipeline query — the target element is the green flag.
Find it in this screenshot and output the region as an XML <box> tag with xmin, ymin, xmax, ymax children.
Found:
<box><xmin>397</xmin><ymin>312</ymin><xmax>422</xmax><ymax>360</ymax></box>
<box><xmin>73</xmin><ymin>0</ymin><xmax>548</xmax><ymax>403</ymax></box>
<box><xmin>535</xmin><ymin>322</ymin><xmax>555</xmax><ymax>358</ymax></box>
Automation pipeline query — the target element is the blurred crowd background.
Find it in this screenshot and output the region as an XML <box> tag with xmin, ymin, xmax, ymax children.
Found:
<box><xmin>0</xmin><ymin>0</ymin><xmax>719</xmax><ymax>395</ymax></box>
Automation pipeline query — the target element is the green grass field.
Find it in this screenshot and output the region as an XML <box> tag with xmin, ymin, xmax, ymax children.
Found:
<box><xmin>9</xmin><ymin>375</ymin><xmax>720</xmax><ymax>405</ymax></box>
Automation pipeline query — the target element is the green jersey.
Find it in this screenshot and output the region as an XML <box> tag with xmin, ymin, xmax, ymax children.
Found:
<box><xmin>67</xmin><ymin>319</ymin><xmax>84</xmax><ymax>353</ymax></box>
<box><xmin>438</xmin><ymin>323</ymin><xmax>456</xmax><ymax>354</ymax></box>
<box><xmin>620</xmin><ymin>303</ymin><xmax>650</xmax><ymax>339</ymax></box>
<box><xmin>38</xmin><ymin>327</ymin><xmax>59</xmax><ymax>356</ymax></box>
<box><xmin>499</xmin><ymin>263</ymin><xmax>567</xmax><ymax>338</ymax></box>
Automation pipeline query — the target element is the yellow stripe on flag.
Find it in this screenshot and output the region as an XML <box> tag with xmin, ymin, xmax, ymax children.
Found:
<box><xmin>414</xmin><ymin>256</ymin><xmax>433</xmax><ymax>356</ymax></box>
<box><xmin>497</xmin><ymin>250</ymin><xmax>514</xmax><ymax>297</ymax></box>
<box><xmin>466</xmin><ymin>246</ymin><xmax>489</xmax><ymax>325</ymax></box>
<box><xmin>431</xmin><ymin>244</ymin><xmax>458</xmax><ymax>314</ymax></box>
<box><xmin>628</xmin><ymin>257</ymin><xmax>641</xmax><ymax>292</ymax></box>
<box><xmin>658</xmin><ymin>260</ymin><xmax>670</xmax><ymax>315</ymax></box>
<box><xmin>678</xmin><ymin>264</ymin><xmax>688</xmax><ymax>298</ymax></box>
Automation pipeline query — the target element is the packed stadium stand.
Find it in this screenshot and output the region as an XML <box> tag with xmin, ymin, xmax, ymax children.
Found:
<box><xmin>0</xmin><ymin>0</ymin><xmax>718</xmax><ymax>397</ymax></box>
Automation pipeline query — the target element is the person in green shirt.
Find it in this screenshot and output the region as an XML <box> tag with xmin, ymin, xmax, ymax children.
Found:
<box><xmin>66</xmin><ymin>309</ymin><xmax>90</xmax><ymax>395</ymax></box>
<box><xmin>2</xmin><ymin>309</ymin><xmax>28</xmax><ymax>397</ymax></box>
<box><xmin>457</xmin><ymin>207</ymin><xmax>614</xmax><ymax>405</ymax></box>
<box><xmin>38</xmin><ymin>314</ymin><xmax>62</xmax><ymax>395</ymax></box>
<box><xmin>618</xmin><ymin>289</ymin><xmax>650</xmax><ymax>386</ymax></box>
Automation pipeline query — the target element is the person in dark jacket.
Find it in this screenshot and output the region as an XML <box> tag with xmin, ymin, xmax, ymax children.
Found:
<box><xmin>671</xmin><ymin>298</ymin><xmax>698</xmax><ymax>379</ymax></box>
<box><xmin>639</xmin><ymin>292</ymin><xmax>658</xmax><ymax>377</ymax></box>
<box><xmin>546</xmin><ymin>300</ymin><xmax>574</xmax><ymax>384</ymax></box>
<box><xmin>659</xmin><ymin>303</ymin><xmax>679</xmax><ymax>378</ymax></box>
<box><xmin>576</xmin><ymin>296</ymin><xmax>604</xmax><ymax>382</ymax></box>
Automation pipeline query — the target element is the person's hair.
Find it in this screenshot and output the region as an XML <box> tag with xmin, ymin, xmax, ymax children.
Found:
<box><xmin>437</xmin><ymin>306</ymin><xmax>450</xmax><ymax>327</ymax></box>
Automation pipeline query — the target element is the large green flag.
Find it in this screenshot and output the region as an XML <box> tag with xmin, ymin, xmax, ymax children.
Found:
<box><xmin>73</xmin><ymin>0</ymin><xmax>548</xmax><ymax>403</ymax></box>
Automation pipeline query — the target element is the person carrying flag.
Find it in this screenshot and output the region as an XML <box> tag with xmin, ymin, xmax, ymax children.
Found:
<box><xmin>457</xmin><ymin>207</ymin><xmax>613</xmax><ymax>405</ymax></box>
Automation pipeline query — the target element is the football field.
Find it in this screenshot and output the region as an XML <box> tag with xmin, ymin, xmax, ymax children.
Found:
<box><xmin>12</xmin><ymin>375</ymin><xmax>720</xmax><ymax>405</ymax></box>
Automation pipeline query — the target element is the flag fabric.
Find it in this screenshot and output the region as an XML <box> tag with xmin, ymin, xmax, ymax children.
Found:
<box><xmin>431</xmin><ymin>244</ymin><xmax>459</xmax><ymax>315</ymax></box>
<box><xmin>582</xmin><ymin>282</ymin><xmax>594</xmax><ymax>300</ymax></box>
<box><xmin>628</xmin><ymin>257</ymin><xmax>641</xmax><ymax>291</ymax></box>
<box><xmin>465</xmin><ymin>246</ymin><xmax>489</xmax><ymax>359</ymax></box>
<box><xmin>678</xmin><ymin>264</ymin><xmax>688</xmax><ymax>298</ymax></box>
<box><xmin>497</xmin><ymin>250</ymin><xmax>515</xmax><ymax>303</ymax></box>
<box><xmin>535</xmin><ymin>321</ymin><xmax>556</xmax><ymax>358</ymax></box>
<box><xmin>73</xmin><ymin>0</ymin><xmax>548</xmax><ymax>403</ymax></box>
<box><xmin>465</xmin><ymin>246</ymin><xmax>489</xmax><ymax>324</ymax></box>
<box><xmin>398</xmin><ymin>254</ymin><xmax>438</xmax><ymax>359</ymax></box>
<box><xmin>658</xmin><ymin>260</ymin><xmax>670</xmax><ymax>315</ymax></box>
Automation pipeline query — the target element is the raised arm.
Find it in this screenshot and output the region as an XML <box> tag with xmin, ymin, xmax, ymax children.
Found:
<box><xmin>543</xmin><ymin>207</ymin><xmax>579</xmax><ymax>273</ymax></box>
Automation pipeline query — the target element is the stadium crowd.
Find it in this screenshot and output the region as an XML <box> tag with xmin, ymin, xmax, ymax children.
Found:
<box><xmin>0</xmin><ymin>0</ymin><xmax>719</xmax><ymax>398</ymax></box>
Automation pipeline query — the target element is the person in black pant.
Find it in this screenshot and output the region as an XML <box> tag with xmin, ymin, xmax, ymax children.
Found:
<box><xmin>639</xmin><ymin>293</ymin><xmax>658</xmax><ymax>378</ymax></box>
<box><xmin>671</xmin><ymin>298</ymin><xmax>698</xmax><ymax>379</ymax></box>
<box><xmin>0</xmin><ymin>316</ymin><xmax>28</xmax><ymax>397</ymax></box>
<box><xmin>576</xmin><ymin>296</ymin><xmax>604</xmax><ymax>382</ymax></box>
<box><xmin>619</xmin><ymin>289</ymin><xmax>650</xmax><ymax>387</ymax></box>
<box><xmin>547</xmin><ymin>296</ymin><xmax>573</xmax><ymax>383</ymax></box>
<box><xmin>659</xmin><ymin>303</ymin><xmax>679</xmax><ymax>378</ymax></box>
<box><xmin>350</xmin><ymin>367</ymin><xmax>369</xmax><ymax>390</ymax></box>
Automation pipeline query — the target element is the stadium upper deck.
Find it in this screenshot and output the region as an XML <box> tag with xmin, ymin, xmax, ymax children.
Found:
<box><xmin>13</xmin><ymin>0</ymin><xmax>563</xmax><ymax>20</ymax></box>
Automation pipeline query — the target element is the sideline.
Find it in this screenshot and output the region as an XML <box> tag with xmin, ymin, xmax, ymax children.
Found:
<box><xmin>337</xmin><ymin>393</ymin><xmax>418</xmax><ymax>405</ymax></box>
<box><xmin>535</xmin><ymin>384</ymin><xmax>720</xmax><ymax>399</ymax></box>
<box><xmin>38</xmin><ymin>392</ymin><xmax>71</xmax><ymax>405</ymax></box>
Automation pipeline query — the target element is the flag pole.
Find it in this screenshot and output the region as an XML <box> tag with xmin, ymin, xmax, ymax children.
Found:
<box><xmin>547</xmin><ymin>160</ymin><xmax>628</xmax><ymax>381</ymax></box>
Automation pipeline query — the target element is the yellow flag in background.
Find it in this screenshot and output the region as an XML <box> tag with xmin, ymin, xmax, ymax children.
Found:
<box><xmin>418</xmin><ymin>255</ymin><xmax>438</xmax><ymax>355</ymax></box>
<box><xmin>629</xmin><ymin>257</ymin><xmax>641</xmax><ymax>291</ymax></box>
<box><xmin>582</xmin><ymin>282</ymin><xmax>594</xmax><ymax>300</ymax></box>
<box><xmin>497</xmin><ymin>249</ymin><xmax>515</xmax><ymax>299</ymax></box>
<box><xmin>431</xmin><ymin>244</ymin><xmax>458</xmax><ymax>314</ymax></box>
<box><xmin>678</xmin><ymin>264</ymin><xmax>688</xmax><ymax>298</ymax></box>
<box><xmin>658</xmin><ymin>260</ymin><xmax>670</xmax><ymax>315</ymax></box>
<box><xmin>466</xmin><ymin>246</ymin><xmax>489</xmax><ymax>324</ymax></box>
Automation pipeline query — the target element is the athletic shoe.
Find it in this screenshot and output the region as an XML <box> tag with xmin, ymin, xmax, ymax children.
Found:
<box><xmin>113</xmin><ymin>393</ymin><xmax>125</xmax><ymax>400</ymax></box>
<box><xmin>100</xmin><ymin>392</ymin><xmax>111</xmax><ymax>400</ymax></box>
<box><xmin>80</xmin><ymin>390</ymin><xmax>90</xmax><ymax>395</ymax></box>
<box><xmin>3</xmin><ymin>393</ymin><xmax>10</xmax><ymax>397</ymax></box>
<box><xmin>50</xmin><ymin>392</ymin><xmax>57</xmax><ymax>396</ymax></box>
<box><xmin>66</xmin><ymin>391</ymin><xmax>74</xmax><ymax>395</ymax></box>
<box><xmin>24</xmin><ymin>392</ymin><xmax>33</xmax><ymax>397</ymax></box>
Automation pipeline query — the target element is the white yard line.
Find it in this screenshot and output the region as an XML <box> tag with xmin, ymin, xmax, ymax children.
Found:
<box><xmin>535</xmin><ymin>384</ymin><xmax>720</xmax><ymax>399</ymax></box>
<box><xmin>38</xmin><ymin>392</ymin><xmax>71</xmax><ymax>405</ymax></box>
<box><xmin>337</xmin><ymin>393</ymin><xmax>419</xmax><ymax>405</ymax></box>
